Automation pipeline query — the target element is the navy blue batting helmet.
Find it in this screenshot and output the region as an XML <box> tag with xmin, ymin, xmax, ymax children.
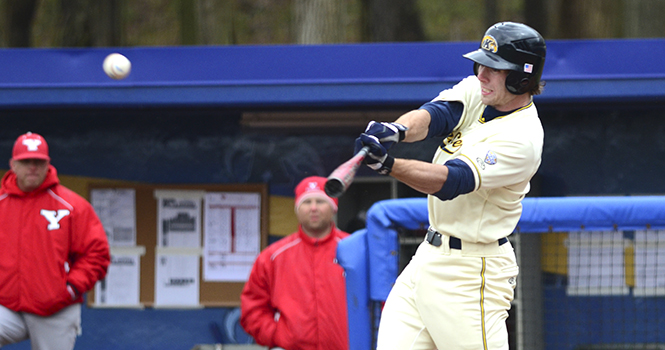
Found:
<box><xmin>463</xmin><ymin>22</ymin><xmax>546</xmax><ymax>95</ymax></box>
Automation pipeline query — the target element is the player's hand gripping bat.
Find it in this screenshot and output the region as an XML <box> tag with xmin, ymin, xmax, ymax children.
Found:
<box><xmin>324</xmin><ymin>146</ymin><xmax>370</xmax><ymax>198</ymax></box>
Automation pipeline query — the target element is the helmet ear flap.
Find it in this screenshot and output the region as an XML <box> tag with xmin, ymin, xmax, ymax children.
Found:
<box><xmin>475</xmin><ymin>63</ymin><xmax>530</xmax><ymax>94</ymax></box>
<box><xmin>505</xmin><ymin>71</ymin><xmax>531</xmax><ymax>95</ymax></box>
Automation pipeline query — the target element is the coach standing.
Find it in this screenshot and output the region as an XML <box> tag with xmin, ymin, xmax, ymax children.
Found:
<box><xmin>240</xmin><ymin>176</ymin><xmax>350</xmax><ymax>350</ymax></box>
<box><xmin>0</xmin><ymin>132</ymin><xmax>110</xmax><ymax>350</ymax></box>
<box><xmin>355</xmin><ymin>22</ymin><xmax>546</xmax><ymax>349</ymax></box>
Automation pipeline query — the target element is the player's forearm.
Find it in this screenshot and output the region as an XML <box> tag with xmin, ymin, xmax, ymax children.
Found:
<box><xmin>394</xmin><ymin>109</ymin><xmax>431</xmax><ymax>143</ymax></box>
<box><xmin>390</xmin><ymin>158</ymin><xmax>448</xmax><ymax>194</ymax></box>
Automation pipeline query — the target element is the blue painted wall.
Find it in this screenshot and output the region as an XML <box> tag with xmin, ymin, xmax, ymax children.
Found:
<box><xmin>4</xmin><ymin>305</ymin><xmax>254</xmax><ymax>350</ymax></box>
<box><xmin>2</xmin><ymin>39</ymin><xmax>665</xmax><ymax>108</ymax></box>
<box><xmin>543</xmin><ymin>286</ymin><xmax>665</xmax><ymax>350</ymax></box>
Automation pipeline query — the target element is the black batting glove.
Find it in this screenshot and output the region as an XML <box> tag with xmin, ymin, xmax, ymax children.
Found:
<box><xmin>355</xmin><ymin>134</ymin><xmax>394</xmax><ymax>175</ymax></box>
<box><xmin>362</xmin><ymin>121</ymin><xmax>408</xmax><ymax>150</ymax></box>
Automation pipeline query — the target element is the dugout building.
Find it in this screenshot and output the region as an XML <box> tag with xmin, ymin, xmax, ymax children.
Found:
<box><xmin>1</xmin><ymin>38</ymin><xmax>664</xmax><ymax>350</ymax></box>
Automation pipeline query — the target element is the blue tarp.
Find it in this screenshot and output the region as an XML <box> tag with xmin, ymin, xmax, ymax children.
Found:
<box><xmin>336</xmin><ymin>229</ymin><xmax>371</xmax><ymax>350</ymax></box>
<box><xmin>517</xmin><ymin>196</ymin><xmax>665</xmax><ymax>232</ymax></box>
<box><xmin>2</xmin><ymin>39</ymin><xmax>665</xmax><ymax>107</ymax></box>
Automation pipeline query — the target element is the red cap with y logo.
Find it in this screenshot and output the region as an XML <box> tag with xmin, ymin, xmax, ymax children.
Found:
<box><xmin>12</xmin><ymin>132</ymin><xmax>50</xmax><ymax>161</ymax></box>
<box><xmin>294</xmin><ymin>176</ymin><xmax>338</xmax><ymax>212</ymax></box>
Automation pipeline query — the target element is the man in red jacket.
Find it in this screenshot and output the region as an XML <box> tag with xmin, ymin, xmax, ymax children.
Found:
<box><xmin>241</xmin><ymin>176</ymin><xmax>350</xmax><ymax>350</ymax></box>
<box><xmin>0</xmin><ymin>132</ymin><xmax>110</xmax><ymax>350</ymax></box>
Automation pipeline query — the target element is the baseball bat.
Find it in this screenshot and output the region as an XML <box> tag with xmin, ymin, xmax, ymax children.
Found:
<box><xmin>324</xmin><ymin>146</ymin><xmax>370</xmax><ymax>198</ymax></box>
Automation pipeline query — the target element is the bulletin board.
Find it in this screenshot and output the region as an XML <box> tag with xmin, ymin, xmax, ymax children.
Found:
<box><xmin>87</xmin><ymin>182</ymin><xmax>269</xmax><ymax>308</ymax></box>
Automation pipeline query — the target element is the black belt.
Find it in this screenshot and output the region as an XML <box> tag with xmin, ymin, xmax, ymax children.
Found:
<box><xmin>426</xmin><ymin>229</ymin><xmax>508</xmax><ymax>249</ymax></box>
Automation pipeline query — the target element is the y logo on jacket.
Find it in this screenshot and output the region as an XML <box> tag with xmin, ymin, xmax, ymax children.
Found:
<box><xmin>40</xmin><ymin>209</ymin><xmax>70</xmax><ymax>230</ymax></box>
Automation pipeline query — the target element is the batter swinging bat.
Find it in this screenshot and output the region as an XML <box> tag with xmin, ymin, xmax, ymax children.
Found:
<box><xmin>324</xmin><ymin>146</ymin><xmax>370</xmax><ymax>198</ymax></box>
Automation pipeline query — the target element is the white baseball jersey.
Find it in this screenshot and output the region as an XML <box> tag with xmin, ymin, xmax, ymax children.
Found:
<box><xmin>377</xmin><ymin>75</ymin><xmax>541</xmax><ymax>350</ymax></box>
<box><xmin>427</xmin><ymin>75</ymin><xmax>544</xmax><ymax>243</ymax></box>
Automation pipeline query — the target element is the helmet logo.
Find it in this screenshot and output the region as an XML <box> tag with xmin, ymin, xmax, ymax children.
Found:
<box><xmin>524</xmin><ymin>63</ymin><xmax>533</xmax><ymax>73</ymax></box>
<box><xmin>481</xmin><ymin>35</ymin><xmax>498</xmax><ymax>53</ymax></box>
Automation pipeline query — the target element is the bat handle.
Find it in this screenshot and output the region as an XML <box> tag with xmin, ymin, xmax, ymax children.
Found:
<box><xmin>357</xmin><ymin>145</ymin><xmax>370</xmax><ymax>156</ymax></box>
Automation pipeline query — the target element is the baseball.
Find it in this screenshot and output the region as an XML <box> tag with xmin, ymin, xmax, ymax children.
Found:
<box><xmin>103</xmin><ymin>53</ymin><xmax>131</xmax><ymax>80</ymax></box>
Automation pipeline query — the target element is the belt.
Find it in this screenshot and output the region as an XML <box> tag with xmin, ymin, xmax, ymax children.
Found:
<box><xmin>426</xmin><ymin>229</ymin><xmax>508</xmax><ymax>249</ymax></box>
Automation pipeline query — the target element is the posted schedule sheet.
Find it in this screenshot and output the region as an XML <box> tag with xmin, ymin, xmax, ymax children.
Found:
<box><xmin>91</xmin><ymin>188</ymin><xmax>143</xmax><ymax>307</ymax></box>
<box><xmin>204</xmin><ymin>192</ymin><xmax>261</xmax><ymax>282</ymax></box>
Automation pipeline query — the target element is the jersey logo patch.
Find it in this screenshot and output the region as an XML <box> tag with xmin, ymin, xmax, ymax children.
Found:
<box><xmin>484</xmin><ymin>151</ymin><xmax>498</xmax><ymax>165</ymax></box>
<box><xmin>441</xmin><ymin>132</ymin><xmax>463</xmax><ymax>154</ymax></box>
<box><xmin>40</xmin><ymin>209</ymin><xmax>71</xmax><ymax>230</ymax></box>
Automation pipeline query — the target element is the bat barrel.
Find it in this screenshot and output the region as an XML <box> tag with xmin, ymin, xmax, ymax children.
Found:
<box><xmin>324</xmin><ymin>177</ymin><xmax>345</xmax><ymax>198</ymax></box>
<box><xmin>324</xmin><ymin>146</ymin><xmax>370</xmax><ymax>198</ymax></box>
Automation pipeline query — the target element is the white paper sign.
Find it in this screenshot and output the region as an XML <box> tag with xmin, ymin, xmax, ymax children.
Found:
<box><xmin>203</xmin><ymin>192</ymin><xmax>261</xmax><ymax>282</ymax></box>
<box><xmin>94</xmin><ymin>247</ymin><xmax>144</xmax><ymax>307</ymax></box>
<box><xmin>155</xmin><ymin>190</ymin><xmax>204</xmax><ymax>248</ymax></box>
<box><xmin>91</xmin><ymin>188</ymin><xmax>137</xmax><ymax>246</ymax></box>
<box><xmin>154</xmin><ymin>249</ymin><xmax>201</xmax><ymax>307</ymax></box>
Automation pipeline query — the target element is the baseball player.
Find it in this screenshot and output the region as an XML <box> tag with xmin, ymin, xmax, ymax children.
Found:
<box><xmin>354</xmin><ymin>22</ymin><xmax>546</xmax><ymax>349</ymax></box>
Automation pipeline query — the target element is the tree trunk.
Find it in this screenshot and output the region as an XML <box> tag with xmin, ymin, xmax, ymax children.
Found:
<box><xmin>3</xmin><ymin>0</ymin><xmax>39</xmax><ymax>47</ymax></box>
<box><xmin>555</xmin><ymin>0</ymin><xmax>622</xmax><ymax>39</ymax></box>
<box><xmin>361</xmin><ymin>0</ymin><xmax>425</xmax><ymax>42</ymax></box>
<box><xmin>558</xmin><ymin>0</ymin><xmax>584</xmax><ymax>38</ymax></box>
<box><xmin>197</xmin><ymin>0</ymin><xmax>218</xmax><ymax>44</ymax></box>
<box><xmin>59</xmin><ymin>0</ymin><xmax>93</xmax><ymax>46</ymax></box>
<box><xmin>180</xmin><ymin>0</ymin><xmax>198</xmax><ymax>45</ymax></box>
<box><xmin>624</xmin><ymin>0</ymin><xmax>665</xmax><ymax>38</ymax></box>
<box><xmin>524</xmin><ymin>0</ymin><xmax>548</xmax><ymax>37</ymax></box>
<box><xmin>484</xmin><ymin>0</ymin><xmax>498</xmax><ymax>29</ymax></box>
<box><xmin>90</xmin><ymin>0</ymin><xmax>122</xmax><ymax>46</ymax></box>
<box><xmin>293</xmin><ymin>0</ymin><xmax>344</xmax><ymax>44</ymax></box>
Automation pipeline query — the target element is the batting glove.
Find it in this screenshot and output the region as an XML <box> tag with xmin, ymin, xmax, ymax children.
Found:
<box><xmin>355</xmin><ymin>134</ymin><xmax>395</xmax><ymax>175</ymax></box>
<box><xmin>362</xmin><ymin>121</ymin><xmax>408</xmax><ymax>150</ymax></box>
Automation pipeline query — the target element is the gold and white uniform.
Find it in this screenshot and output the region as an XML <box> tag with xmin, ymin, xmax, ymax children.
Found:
<box><xmin>377</xmin><ymin>75</ymin><xmax>544</xmax><ymax>350</ymax></box>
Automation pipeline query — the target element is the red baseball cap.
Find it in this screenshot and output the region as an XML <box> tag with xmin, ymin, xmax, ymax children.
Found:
<box><xmin>294</xmin><ymin>176</ymin><xmax>338</xmax><ymax>212</ymax></box>
<box><xmin>12</xmin><ymin>132</ymin><xmax>50</xmax><ymax>161</ymax></box>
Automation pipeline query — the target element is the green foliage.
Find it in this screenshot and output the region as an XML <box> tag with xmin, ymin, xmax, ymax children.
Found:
<box><xmin>31</xmin><ymin>0</ymin><xmax>61</xmax><ymax>47</ymax></box>
<box><xmin>3</xmin><ymin>0</ymin><xmax>665</xmax><ymax>48</ymax></box>
<box><xmin>417</xmin><ymin>0</ymin><xmax>524</xmax><ymax>42</ymax></box>
<box><xmin>231</xmin><ymin>0</ymin><xmax>293</xmax><ymax>44</ymax></box>
<box><xmin>124</xmin><ymin>0</ymin><xmax>180</xmax><ymax>46</ymax></box>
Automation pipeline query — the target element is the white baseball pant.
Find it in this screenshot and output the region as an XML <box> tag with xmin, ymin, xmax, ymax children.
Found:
<box><xmin>376</xmin><ymin>235</ymin><xmax>518</xmax><ymax>350</ymax></box>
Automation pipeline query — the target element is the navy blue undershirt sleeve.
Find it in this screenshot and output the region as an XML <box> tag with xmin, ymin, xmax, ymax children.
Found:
<box><xmin>419</xmin><ymin>100</ymin><xmax>464</xmax><ymax>139</ymax></box>
<box><xmin>432</xmin><ymin>158</ymin><xmax>475</xmax><ymax>201</ymax></box>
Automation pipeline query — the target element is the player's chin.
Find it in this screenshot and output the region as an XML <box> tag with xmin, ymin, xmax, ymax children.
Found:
<box><xmin>480</xmin><ymin>94</ymin><xmax>494</xmax><ymax>105</ymax></box>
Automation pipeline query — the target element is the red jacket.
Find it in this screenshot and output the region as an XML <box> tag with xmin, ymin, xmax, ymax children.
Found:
<box><xmin>0</xmin><ymin>166</ymin><xmax>110</xmax><ymax>316</ymax></box>
<box><xmin>240</xmin><ymin>225</ymin><xmax>350</xmax><ymax>350</ymax></box>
